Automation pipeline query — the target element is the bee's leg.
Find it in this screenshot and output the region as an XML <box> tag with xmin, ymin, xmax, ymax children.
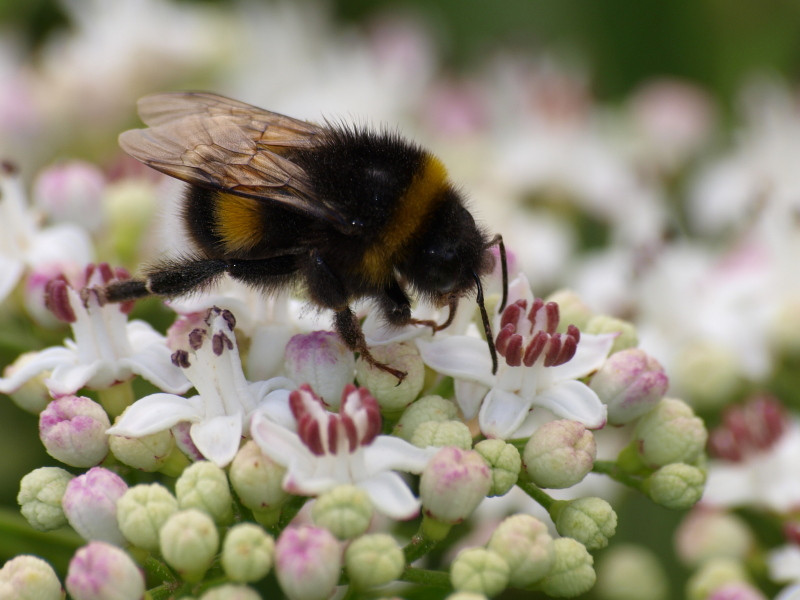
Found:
<box><xmin>409</xmin><ymin>295</ymin><xmax>459</xmax><ymax>333</ymax></box>
<box><xmin>306</xmin><ymin>252</ymin><xmax>406</xmax><ymax>382</ymax></box>
<box><xmin>100</xmin><ymin>258</ymin><xmax>229</xmax><ymax>302</ymax></box>
<box><xmin>334</xmin><ymin>308</ymin><xmax>406</xmax><ymax>382</ymax></box>
<box><xmin>379</xmin><ymin>278</ymin><xmax>412</xmax><ymax>327</ymax></box>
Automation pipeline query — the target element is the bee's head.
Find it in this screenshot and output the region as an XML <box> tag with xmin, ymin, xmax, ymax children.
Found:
<box><xmin>402</xmin><ymin>189</ymin><xmax>494</xmax><ymax>304</ymax></box>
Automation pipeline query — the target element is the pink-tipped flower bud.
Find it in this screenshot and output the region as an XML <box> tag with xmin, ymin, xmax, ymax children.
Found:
<box><xmin>65</xmin><ymin>541</ymin><xmax>144</xmax><ymax>600</ymax></box>
<box><xmin>33</xmin><ymin>160</ymin><xmax>106</xmax><ymax>231</ymax></box>
<box><xmin>285</xmin><ymin>331</ymin><xmax>355</xmax><ymax>407</ymax></box>
<box><xmin>62</xmin><ymin>467</ymin><xmax>127</xmax><ymax>545</ymax></box>
<box><xmin>275</xmin><ymin>525</ymin><xmax>342</xmax><ymax>600</ymax></box>
<box><xmin>590</xmin><ymin>348</ymin><xmax>669</xmax><ymax>425</ymax></box>
<box><xmin>39</xmin><ymin>395</ymin><xmax>110</xmax><ymax>467</ymax></box>
<box><xmin>420</xmin><ymin>447</ymin><xmax>491</xmax><ymax>524</ymax></box>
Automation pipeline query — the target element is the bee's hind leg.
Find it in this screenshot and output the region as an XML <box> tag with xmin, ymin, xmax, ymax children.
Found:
<box><xmin>334</xmin><ymin>307</ymin><xmax>407</xmax><ymax>383</ymax></box>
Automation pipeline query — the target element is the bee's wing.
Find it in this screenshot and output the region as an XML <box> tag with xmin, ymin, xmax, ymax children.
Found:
<box><xmin>118</xmin><ymin>92</ymin><xmax>352</xmax><ymax>231</ymax></box>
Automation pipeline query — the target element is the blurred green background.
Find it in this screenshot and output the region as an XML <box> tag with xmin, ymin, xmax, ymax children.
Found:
<box><xmin>4</xmin><ymin>0</ymin><xmax>800</xmax><ymax>106</ymax></box>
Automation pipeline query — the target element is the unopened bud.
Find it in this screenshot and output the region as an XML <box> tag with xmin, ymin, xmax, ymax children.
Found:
<box><xmin>285</xmin><ymin>331</ymin><xmax>355</xmax><ymax>407</ymax></box>
<box><xmin>229</xmin><ymin>441</ymin><xmax>289</xmax><ymax>526</ymax></box>
<box><xmin>393</xmin><ymin>394</ymin><xmax>459</xmax><ymax>442</ymax></box>
<box><xmin>116</xmin><ymin>483</ymin><xmax>178</xmax><ymax>552</ymax></box>
<box><xmin>590</xmin><ymin>349</ymin><xmax>668</xmax><ymax>425</ymax></box>
<box><xmin>356</xmin><ymin>342</ymin><xmax>425</xmax><ymax>416</ymax></box>
<box><xmin>17</xmin><ymin>467</ymin><xmax>73</xmax><ymax>531</ymax></box>
<box><xmin>62</xmin><ymin>467</ymin><xmax>127</xmax><ymax>545</ymax></box>
<box><xmin>595</xmin><ymin>544</ymin><xmax>669</xmax><ymax>600</ymax></box>
<box><xmin>585</xmin><ymin>315</ymin><xmax>637</xmax><ymax>352</ymax></box>
<box><xmin>160</xmin><ymin>509</ymin><xmax>219</xmax><ymax>583</ymax></box>
<box><xmin>420</xmin><ymin>447</ymin><xmax>491</xmax><ymax>524</ymax></box>
<box><xmin>411</xmin><ymin>420</ymin><xmax>472</xmax><ymax>450</ymax></box>
<box><xmin>311</xmin><ymin>484</ymin><xmax>374</xmax><ymax>540</ymax></box>
<box><xmin>176</xmin><ymin>461</ymin><xmax>234</xmax><ymax>525</ymax></box>
<box><xmin>344</xmin><ymin>533</ymin><xmax>404</xmax><ymax>590</ymax></box>
<box><xmin>39</xmin><ymin>395</ymin><xmax>110</xmax><ymax>467</ymax></box>
<box><xmin>524</xmin><ymin>420</ymin><xmax>596</xmax><ymax>489</ymax></box>
<box><xmin>450</xmin><ymin>548</ymin><xmax>510</xmax><ymax>597</ymax></box>
<box><xmin>553</xmin><ymin>497</ymin><xmax>617</xmax><ymax>550</ymax></box>
<box><xmin>635</xmin><ymin>398</ymin><xmax>707</xmax><ymax>467</ymax></box>
<box><xmin>108</xmin><ymin>426</ymin><xmax>175</xmax><ymax>472</ymax></box>
<box><xmin>221</xmin><ymin>523</ymin><xmax>275</xmax><ymax>583</ymax></box>
<box><xmin>199</xmin><ymin>584</ymin><xmax>261</xmax><ymax>600</ymax></box>
<box><xmin>487</xmin><ymin>514</ymin><xmax>554</xmax><ymax>587</ymax></box>
<box><xmin>275</xmin><ymin>526</ymin><xmax>341</xmax><ymax>600</ymax></box>
<box><xmin>0</xmin><ymin>555</ymin><xmax>63</xmax><ymax>600</ymax></box>
<box><xmin>474</xmin><ymin>439</ymin><xmax>521</xmax><ymax>497</ymax></box>
<box><xmin>646</xmin><ymin>463</ymin><xmax>706</xmax><ymax>510</ymax></box>
<box><xmin>536</xmin><ymin>537</ymin><xmax>596</xmax><ymax>597</ymax></box>
<box><xmin>66</xmin><ymin>542</ymin><xmax>144</xmax><ymax>600</ymax></box>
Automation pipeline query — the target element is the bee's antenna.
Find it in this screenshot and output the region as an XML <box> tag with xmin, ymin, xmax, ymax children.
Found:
<box><xmin>473</xmin><ymin>271</ymin><xmax>498</xmax><ymax>374</ymax></box>
<box><xmin>488</xmin><ymin>234</ymin><xmax>508</xmax><ymax>312</ymax></box>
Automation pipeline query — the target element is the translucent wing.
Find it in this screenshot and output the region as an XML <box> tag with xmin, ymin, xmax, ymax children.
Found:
<box><xmin>118</xmin><ymin>92</ymin><xmax>351</xmax><ymax>230</ymax></box>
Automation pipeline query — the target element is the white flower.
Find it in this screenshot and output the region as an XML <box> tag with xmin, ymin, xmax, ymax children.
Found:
<box><xmin>0</xmin><ymin>162</ymin><xmax>93</xmax><ymax>304</ymax></box>
<box><xmin>0</xmin><ymin>264</ymin><xmax>187</xmax><ymax>396</ymax></box>
<box><xmin>108</xmin><ymin>307</ymin><xmax>294</xmax><ymax>467</ymax></box>
<box><xmin>251</xmin><ymin>384</ymin><xmax>434</xmax><ymax>520</ymax></box>
<box><xmin>418</xmin><ymin>274</ymin><xmax>614</xmax><ymax>439</ymax></box>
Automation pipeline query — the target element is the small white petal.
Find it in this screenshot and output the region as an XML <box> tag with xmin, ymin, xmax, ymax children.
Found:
<box><xmin>190</xmin><ymin>414</ymin><xmax>243</xmax><ymax>467</ymax></box>
<box><xmin>417</xmin><ymin>336</ymin><xmax>495</xmax><ymax>385</ymax></box>
<box><xmin>454</xmin><ymin>378</ymin><xmax>490</xmax><ymax>420</ymax></box>
<box><xmin>0</xmin><ymin>346</ymin><xmax>74</xmax><ymax>393</ymax></box>
<box><xmin>108</xmin><ymin>394</ymin><xmax>203</xmax><ymax>437</ymax></box>
<box><xmin>363</xmin><ymin>436</ymin><xmax>435</xmax><ymax>475</ymax></box>
<box><xmin>251</xmin><ymin>410</ymin><xmax>310</xmax><ymax>467</ymax></box>
<box><xmin>0</xmin><ymin>254</ymin><xmax>23</xmax><ymax>303</ymax></box>
<box><xmin>479</xmin><ymin>388</ymin><xmax>531</xmax><ymax>439</ymax></box>
<box><xmin>124</xmin><ymin>351</ymin><xmax>190</xmax><ymax>394</ymax></box>
<box><xmin>358</xmin><ymin>470</ymin><xmax>421</xmax><ymax>520</ymax></box>
<box><xmin>549</xmin><ymin>333</ymin><xmax>616</xmax><ymax>381</ymax></box>
<box><xmin>531</xmin><ymin>379</ymin><xmax>607</xmax><ymax>429</ymax></box>
<box><xmin>47</xmin><ymin>361</ymin><xmax>109</xmax><ymax>395</ymax></box>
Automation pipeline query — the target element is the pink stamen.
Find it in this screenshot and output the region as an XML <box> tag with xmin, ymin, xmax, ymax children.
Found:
<box><xmin>44</xmin><ymin>278</ymin><xmax>76</xmax><ymax>323</ymax></box>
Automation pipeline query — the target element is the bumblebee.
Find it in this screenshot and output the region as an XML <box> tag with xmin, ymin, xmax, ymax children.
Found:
<box><xmin>103</xmin><ymin>92</ymin><xmax>507</xmax><ymax>379</ymax></box>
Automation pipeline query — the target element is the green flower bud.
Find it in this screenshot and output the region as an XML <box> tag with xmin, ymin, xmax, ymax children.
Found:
<box><xmin>176</xmin><ymin>461</ymin><xmax>234</xmax><ymax>525</ymax></box>
<box><xmin>474</xmin><ymin>439</ymin><xmax>521</xmax><ymax>497</ymax></box>
<box><xmin>411</xmin><ymin>420</ymin><xmax>472</xmax><ymax>450</ymax></box>
<box><xmin>199</xmin><ymin>584</ymin><xmax>261</xmax><ymax>600</ymax></box>
<box><xmin>524</xmin><ymin>420</ymin><xmax>596</xmax><ymax>489</ymax></box>
<box><xmin>585</xmin><ymin>315</ymin><xmax>638</xmax><ymax>353</ymax></box>
<box><xmin>685</xmin><ymin>558</ymin><xmax>750</xmax><ymax>600</ymax></box>
<box><xmin>536</xmin><ymin>537</ymin><xmax>596</xmax><ymax>598</ymax></box>
<box><xmin>311</xmin><ymin>484</ymin><xmax>374</xmax><ymax>540</ymax></box>
<box><xmin>646</xmin><ymin>463</ymin><xmax>706</xmax><ymax>510</ymax></box>
<box><xmin>450</xmin><ymin>548</ymin><xmax>510</xmax><ymax>597</ymax></box>
<box><xmin>344</xmin><ymin>533</ymin><xmax>404</xmax><ymax>590</ymax></box>
<box><xmin>356</xmin><ymin>342</ymin><xmax>424</xmax><ymax>416</ymax></box>
<box><xmin>104</xmin><ymin>179</ymin><xmax>157</xmax><ymax>265</ymax></box>
<box><xmin>420</xmin><ymin>447</ymin><xmax>491</xmax><ymax>524</ymax></box>
<box><xmin>673</xmin><ymin>341</ymin><xmax>742</xmax><ymax>410</ymax></box>
<box><xmin>116</xmin><ymin>483</ymin><xmax>178</xmax><ymax>552</ymax></box>
<box><xmin>393</xmin><ymin>395</ymin><xmax>459</xmax><ymax>442</ymax></box>
<box><xmin>159</xmin><ymin>509</ymin><xmax>219</xmax><ymax>583</ymax></box>
<box><xmin>595</xmin><ymin>544</ymin><xmax>669</xmax><ymax>600</ymax></box>
<box><xmin>221</xmin><ymin>523</ymin><xmax>275</xmax><ymax>583</ymax></box>
<box><xmin>675</xmin><ymin>508</ymin><xmax>754</xmax><ymax>568</ymax></box>
<box><xmin>0</xmin><ymin>555</ymin><xmax>63</xmax><ymax>600</ymax></box>
<box><xmin>108</xmin><ymin>426</ymin><xmax>175</xmax><ymax>472</ymax></box>
<box><xmin>553</xmin><ymin>497</ymin><xmax>617</xmax><ymax>551</ymax></box>
<box><xmin>229</xmin><ymin>440</ymin><xmax>289</xmax><ymax>525</ymax></box>
<box><xmin>17</xmin><ymin>467</ymin><xmax>73</xmax><ymax>531</ymax></box>
<box><xmin>487</xmin><ymin>514</ymin><xmax>554</xmax><ymax>587</ymax></box>
<box><xmin>546</xmin><ymin>289</ymin><xmax>593</xmax><ymax>331</ymax></box>
<box><xmin>635</xmin><ymin>398</ymin><xmax>707</xmax><ymax>467</ymax></box>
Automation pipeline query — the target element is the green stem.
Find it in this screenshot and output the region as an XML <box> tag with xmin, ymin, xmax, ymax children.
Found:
<box><xmin>516</xmin><ymin>478</ymin><xmax>557</xmax><ymax>510</ymax></box>
<box><xmin>401</xmin><ymin>566</ymin><xmax>452</xmax><ymax>588</ymax></box>
<box><xmin>593</xmin><ymin>460</ymin><xmax>645</xmax><ymax>492</ymax></box>
<box><xmin>403</xmin><ymin>528</ymin><xmax>442</xmax><ymax>564</ymax></box>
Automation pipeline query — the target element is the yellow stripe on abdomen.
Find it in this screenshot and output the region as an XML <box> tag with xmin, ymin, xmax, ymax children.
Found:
<box><xmin>214</xmin><ymin>192</ymin><xmax>265</xmax><ymax>253</ymax></box>
<box><xmin>361</xmin><ymin>154</ymin><xmax>448</xmax><ymax>285</ymax></box>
